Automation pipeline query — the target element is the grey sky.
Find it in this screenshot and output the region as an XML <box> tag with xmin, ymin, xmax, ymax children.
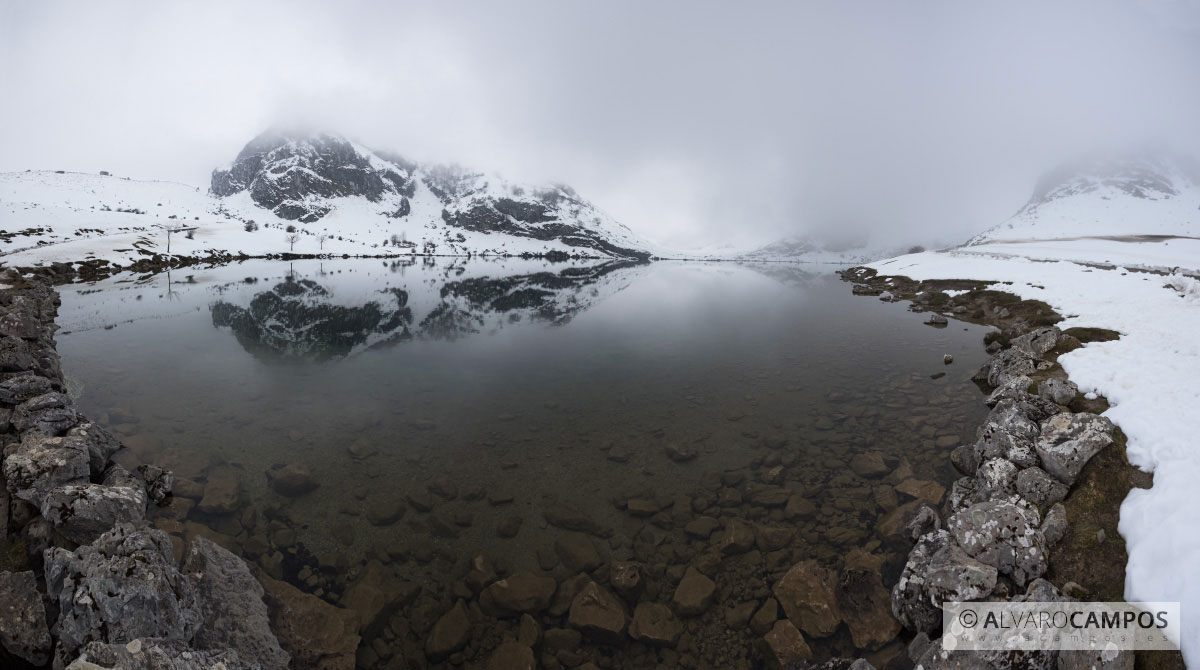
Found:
<box><xmin>2</xmin><ymin>1</ymin><xmax>1198</xmax><ymax>249</ymax></box>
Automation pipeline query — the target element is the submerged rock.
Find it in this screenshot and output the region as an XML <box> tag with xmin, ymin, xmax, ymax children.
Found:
<box><xmin>569</xmin><ymin>581</ymin><xmax>628</xmax><ymax>644</ymax></box>
<box><xmin>266</xmin><ymin>463</ymin><xmax>319</xmax><ymax>497</ymax></box>
<box><xmin>259</xmin><ymin>573</ymin><xmax>359</xmax><ymax>670</ymax></box>
<box><xmin>628</xmin><ymin>602</ymin><xmax>682</xmax><ymax>646</ymax></box>
<box><xmin>182</xmin><ymin>537</ymin><xmax>289</xmax><ymax>669</ymax></box>
<box><xmin>758</xmin><ymin>620</ymin><xmax>813</xmax><ymax>670</ymax></box>
<box><xmin>426</xmin><ymin>601</ymin><xmax>471</xmax><ymax>660</ymax></box>
<box><xmin>672</xmin><ymin>567</ymin><xmax>716</xmax><ymax>617</ymax></box>
<box><xmin>773</xmin><ymin>560</ymin><xmax>842</xmax><ymax>638</ymax></box>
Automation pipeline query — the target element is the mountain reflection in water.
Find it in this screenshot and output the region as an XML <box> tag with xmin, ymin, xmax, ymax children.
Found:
<box><xmin>209</xmin><ymin>260</ymin><xmax>646</xmax><ymax>360</ymax></box>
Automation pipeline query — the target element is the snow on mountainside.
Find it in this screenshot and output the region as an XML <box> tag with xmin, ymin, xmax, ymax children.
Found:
<box><xmin>967</xmin><ymin>154</ymin><xmax>1200</xmax><ymax>245</ymax></box>
<box><xmin>209</xmin><ymin>130</ymin><xmax>650</xmax><ymax>259</ymax></box>
<box><xmin>0</xmin><ymin>130</ymin><xmax>651</xmax><ymax>271</ymax></box>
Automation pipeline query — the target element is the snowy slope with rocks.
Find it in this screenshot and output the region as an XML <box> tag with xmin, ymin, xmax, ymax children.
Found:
<box><xmin>967</xmin><ymin>154</ymin><xmax>1200</xmax><ymax>245</ymax></box>
<box><xmin>866</xmin><ymin>154</ymin><xmax>1200</xmax><ymax>663</ymax></box>
<box><xmin>0</xmin><ymin>131</ymin><xmax>651</xmax><ymax>270</ymax></box>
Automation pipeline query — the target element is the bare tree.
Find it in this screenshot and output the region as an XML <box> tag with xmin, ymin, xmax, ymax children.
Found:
<box><xmin>285</xmin><ymin>233</ymin><xmax>300</xmax><ymax>251</ymax></box>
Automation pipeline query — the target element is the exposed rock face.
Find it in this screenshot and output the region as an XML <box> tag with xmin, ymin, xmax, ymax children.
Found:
<box><xmin>44</xmin><ymin>523</ymin><xmax>202</xmax><ymax>662</ymax></box>
<box><xmin>211</xmin><ymin>131</ymin><xmax>402</xmax><ymax>223</ymax></box>
<box><xmin>0</xmin><ymin>570</ymin><xmax>52</xmax><ymax>665</ymax></box>
<box><xmin>182</xmin><ymin>537</ymin><xmax>289</xmax><ymax>669</ymax></box>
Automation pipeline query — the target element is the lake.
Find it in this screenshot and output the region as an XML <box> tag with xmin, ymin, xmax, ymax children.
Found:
<box><xmin>54</xmin><ymin>257</ymin><xmax>991</xmax><ymax>669</ymax></box>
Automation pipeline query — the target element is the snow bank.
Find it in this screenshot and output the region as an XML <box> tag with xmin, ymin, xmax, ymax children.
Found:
<box><xmin>870</xmin><ymin>245</ymin><xmax>1200</xmax><ymax>663</ymax></box>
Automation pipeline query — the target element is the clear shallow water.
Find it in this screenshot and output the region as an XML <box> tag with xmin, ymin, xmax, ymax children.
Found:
<box><xmin>56</xmin><ymin>258</ymin><xmax>991</xmax><ymax>668</ymax></box>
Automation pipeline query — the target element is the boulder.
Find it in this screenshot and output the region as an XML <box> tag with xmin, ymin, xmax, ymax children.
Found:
<box><xmin>947</xmin><ymin>500</ymin><xmax>1047</xmax><ymax>586</ymax></box>
<box><xmin>0</xmin><ymin>570</ymin><xmax>52</xmax><ymax>665</ymax></box>
<box><xmin>40</xmin><ymin>479</ymin><xmax>147</xmax><ymax>544</ymax></box>
<box><xmin>339</xmin><ymin>561</ymin><xmax>411</xmax><ymax>632</ymax></box>
<box><xmin>984</xmin><ymin>375</ymin><xmax>1032</xmax><ymax>408</ymax></box>
<box><xmin>137</xmin><ymin>464</ymin><xmax>174</xmax><ymax>504</ymax></box>
<box><xmin>628</xmin><ymin>602</ymin><xmax>682</xmax><ymax>646</ymax></box>
<box><xmin>890</xmin><ymin>530</ymin><xmax>997</xmax><ymax>633</ymax></box>
<box><xmin>973</xmin><ymin>457</ymin><xmax>1020</xmax><ymax>503</ymax></box>
<box><xmin>3</xmin><ymin>433</ymin><xmax>90</xmax><ymax>507</ymax></box>
<box><xmin>773</xmin><ymin>560</ymin><xmax>842</xmax><ymax>638</ymax></box>
<box><xmin>1010</xmin><ymin>327</ymin><xmax>1061</xmax><ymax>356</ymax></box>
<box><xmin>11</xmin><ymin>391</ymin><xmax>78</xmax><ymax>435</ymax></box>
<box><xmin>259</xmin><ymin>574</ymin><xmax>359</xmax><ymax>670</ymax></box>
<box><xmin>1016</xmin><ymin>467</ymin><xmax>1069</xmax><ymax>508</ymax></box>
<box><xmin>664</xmin><ymin>442</ymin><xmax>697</xmax><ymax>462</ymax></box>
<box><xmin>672</xmin><ymin>567</ymin><xmax>716</xmax><ymax>617</ymax></box>
<box><xmin>1041</xmin><ymin>503</ymin><xmax>1068</xmax><ymax>546</ymax></box>
<box><xmin>1038</xmin><ymin>378</ymin><xmax>1077</xmax><ymax>405</ymax></box>
<box><xmin>0</xmin><ymin>374</ymin><xmax>53</xmax><ymax>404</ymax></box>
<box><xmin>44</xmin><ymin>523</ymin><xmax>202</xmax><ymax>660</ymax></box>
<box><xmin>181</xmin><ymin>537</ymin><xmax>289</xmax><ymax>669</ymax></box>
<box><xmin>0</xmin><ymin>335</ymin><xmax>38</xmax><ymax>373</ymax></box>
<box><xmin>758</xmin><ymin>620</ymin><xmax>813</xmax><ymax>670</ymax></box>
<box><xmin>1035</xmin><ymin>413</ymin><xmax>1114</xmax><ymax>486</ymax></box>
<box><xmin>568</xmin><ymin>581</ymin><xmax>627</xmax><ymax>644</ymax></box>
<box><xmin>984</xmin><ymin>348</ymin><xmax>1038</xmax><ymax>388</ymax></box>
<box><xmin>67</xmin><ymin>421</ymin><xmax>125</xmax><ymax>478</ymax></box>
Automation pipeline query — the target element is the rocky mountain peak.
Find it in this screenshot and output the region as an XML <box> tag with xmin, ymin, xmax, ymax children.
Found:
<box><xmin>210</xmin><ymin>130</ymin><xmax>414</xmax><ymax>222</ymax></box>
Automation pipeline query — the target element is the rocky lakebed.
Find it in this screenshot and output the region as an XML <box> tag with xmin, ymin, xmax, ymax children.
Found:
<box><xmin>0</xmin><ymin>258</ymin><xmax>1159</xmax><ymax>670</ymax></box>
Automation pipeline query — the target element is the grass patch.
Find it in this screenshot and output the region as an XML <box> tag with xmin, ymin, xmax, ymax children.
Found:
<box><xmin>1063</xmin><ymin>326</ymin><xmax>1121</xmax><ymax>343</ymax></box>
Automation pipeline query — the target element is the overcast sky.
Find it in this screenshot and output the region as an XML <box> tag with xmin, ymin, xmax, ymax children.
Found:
<box><xmin>3</xmin><ymin>1</ymin><xmax>1199</xmax><ymax>249</ymax></box>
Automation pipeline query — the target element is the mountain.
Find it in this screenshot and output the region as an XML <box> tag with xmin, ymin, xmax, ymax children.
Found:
<box><xmin>209</xmin><ymin>130</ymin><xmax>650</xmax><ymax>259</ymax></box>
<box><xmin>0</xmin><ymin>131</ymin><xmax>650</xmax><ymax>272</ymax></box>
<box><xmin>967</xmin><ymin>154</ymin><xmax>1200</xmax><ymax>245</ymax></box>
<box><xmin>740</xmin><ymin>235</ymin><xmax>903</xmax><ymax>264</ymax></box>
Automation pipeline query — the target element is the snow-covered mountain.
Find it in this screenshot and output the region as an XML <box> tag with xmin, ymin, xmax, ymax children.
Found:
<box><xmin>210</xmin><ymin>130</ymin><xmax>650</xmax><ymax>259</ymax></box>
<box><xmin>0</xmin><ymin>130</ymin><xmax>651</xmax><ymax>271</ymax></box>
<box><xmin>740</xmin><ymin>235</ymin><xmax>905</xmax><ymax>264</ymax></box>
<box><xmin>967</xmin><ymin>154</ymin><xmax>1200</xmax><ymax>245</ymax></box>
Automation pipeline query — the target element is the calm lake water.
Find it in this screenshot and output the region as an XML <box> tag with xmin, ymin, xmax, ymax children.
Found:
<box><xmin>55</xmin><ymin>258</ymin><xmax>991</xmax><ymax>669</ymax></box>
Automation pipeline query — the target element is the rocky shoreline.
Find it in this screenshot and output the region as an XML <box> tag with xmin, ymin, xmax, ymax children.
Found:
<box><xmin>0</xmin><ymin>271</ymin><xmax>360</xmax><ymax>669</ymax></box>
<box><xmin>840</xmin><ymin>266</ymin><xmax>1184</xmax><ymax>669</ymax></box>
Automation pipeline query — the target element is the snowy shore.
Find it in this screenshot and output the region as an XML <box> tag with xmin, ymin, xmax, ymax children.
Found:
<box><xmin>868</xmin><ymin>241</ymin><xmax>1200</xmax><ymax>663</ymax></box>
